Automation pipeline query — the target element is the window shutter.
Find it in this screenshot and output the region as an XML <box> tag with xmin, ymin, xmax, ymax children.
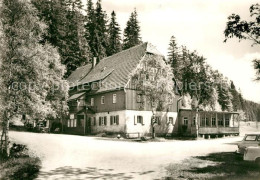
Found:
<box><xmin>94</xmin><ymin>117</ymin><xmax>96</xmax><ymax>126</ymax></box>
<box><xmin>116</xmin><ymin>115</ymin><xmax>119</xmax><ymax>125</ymax></box>
<box><xmin>134</xmin><ymin>115</ymin><xmax>137</xmax><ymax>125</ymax></box>
<box><xmin>99</xmin><ymin>117</ymin><xmax>101</xmax><ymax>126</ymax></box>
<box><xmin>104</xmin><ymin>116</ymin><xmax>107</xmax><ymax>125</ymax></box>
<box><xmin>141</xmin><ymin>116</ymin><xmax>144</xmax><ymax>125</ymax></box>
<box><xmin>110</xmin><ymin>116</ymin><xmax>113</xmax><ymax>125</ymax></box>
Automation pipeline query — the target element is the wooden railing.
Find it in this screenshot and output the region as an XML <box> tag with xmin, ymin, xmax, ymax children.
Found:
<box><xmin>199</xmin><ymin>127</ymin><xmax>239</xmax><ymax>135</ymax></box>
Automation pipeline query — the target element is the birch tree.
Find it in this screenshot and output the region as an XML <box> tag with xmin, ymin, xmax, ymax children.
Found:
<box><xmin>131</xmin><ymin>54</ymin><xmax>175</xmax><ymax>138</ymax></box>
<box><xmin>0</xmin><ymin>0</ymin><xmax>68</xmax><ymax>157</ymax></box>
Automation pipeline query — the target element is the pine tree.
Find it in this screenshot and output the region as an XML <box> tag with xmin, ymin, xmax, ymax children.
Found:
<box><xmin>32</xmin><ymin>0</ymin><xmax>91</xmax><ymax>77</ymax></box>
<box><xmin>123</xmin><ymin>9</ymin><xmax>142</xmax><ymax>50</ymax></box>
<box><xmin>85</xmin><ymin>0</ymin><xmax>108</xmax><ymax>63</ymax></box>
<box><xmin>167</xmin><ymin>35</ymin><xmax>181</xmax><ymax>80</ymax></box>
<box><xmin>64</xmin><ymin>0</ymin><xmax>91</xmax><ymax>77</ymax></box>
<box><xmin>217</xmin><ymin>79</ymin><xmax>233</xmax><ymax>112</ymax></box>
<box><xmin>230</xmin><ymin>81</ymin><xmax>242</xmax><ymax>111</ymax></box>
<box><xmin>0</xmin><ymin>0</ymin><xmax>68</xmax><ymax>157</ymax></box>
<box><xmin>107</xmin><ymin>11</ymin><xmax>122</xmax><ymax>56</ymax></box>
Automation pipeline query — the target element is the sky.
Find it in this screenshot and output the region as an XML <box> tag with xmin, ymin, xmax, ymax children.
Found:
<box><xmin>83</xmin><ymin>0</ymin><xmax>260</xmax><ymax>103</ymax></box>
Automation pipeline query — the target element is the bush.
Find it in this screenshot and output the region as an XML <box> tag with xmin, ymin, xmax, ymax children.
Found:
<box><xmin>0</xmin><ymin>144</ymin><xmax>41</xmax><ymax>180</ymax></box>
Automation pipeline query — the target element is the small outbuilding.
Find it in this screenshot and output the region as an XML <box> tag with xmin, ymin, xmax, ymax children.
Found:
<box><xmin>173</xmin><ymin>109</ymin><xmax>240</xmax><ymax>138</ymax></box>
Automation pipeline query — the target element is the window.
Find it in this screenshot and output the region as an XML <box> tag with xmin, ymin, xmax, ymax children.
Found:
<box><xmin>193</xmin><ymin>117</ymin><xmax>196</xmax><ymax>126</ymax></box>
<box><xmin>169</xmin><ymin>117</ymin><xmax>174</xmax><ymax>124</ymax></box>
<box><xmin>137</xmin><ymin>116</ymin><xmax>143</xmax><ymax>124</ymax></box>
<box><xmin>212</xmin><ymin>117</ymin><xmax>216</xmax><ymax>126</ymax></box>
<box><xmin>93</xmin><ymin>117</ymin><xmax>96</xmax><ymax>126</ymax></box>
<box><xmin>137</xmin><ymin>95</ymin><xmax>142</xmax><ymax>103</ymax></box>
<box><xmin>70</xmin><ymin>114</ymin><xmax>74</xmax><ymax>120</ymax></box>
<box><xmin>225</xmin><ymin>118</ymin><xmax>230</xmax><ymax>127</ymax></box>
<box><xmin>245</xmin><ymin>135</ymin><xmax>257</xmax><ymax>141</ymax></box>
<box><xmin>68</xmin><ymin>119</ymin><xmax>77</xmax><ymax>127</ymax></box>
<box><xmin>201</xmin><ymin>117</ymin><xmax>206</xmax><ymax>126</ymax></box>
<box><xmin>113</xmin><ymin>94</ymin><xmax>117</xmax><ymax>104</ymax></box>
<box><xmin>110</xmin><ymin>115</ymin><xmax>119</xmax><ymax>125</ymax></box>
<box><xmin>134</xmin><ymin>115</ymin><xmax>144</xmax><ymax>125</ymax></box>
<box><xmin>218</xmin><ymin>119</ymin><xmax>223</xmax><ymax>126</ymax></box>
<box><xmin>99</xmin><ymin>116</ymin><xmax>107</xmax><ymax>126</ymax></box>
<box><xmin>183</xmin><ymin>117</ymin><xmax>188</xmax><ymax>125</ymax></box>
<box><xmin>206</xmin><ymin>118</ymin><xmax>209</xmax><ymax>126</ymax></box>
<box><xmin>91</xmin><ymin>98</ymin><xmax>94</xmax><ymax>106</ymax></box>
<box><xmin>101</xmin><ymin>96</ymin><xmax>105</xmax><ymax>104</ymax></box>
<box><xmin>74</xmin><ymin>119</ymin><xmax>77</xmax><ymax>127</ymax></box>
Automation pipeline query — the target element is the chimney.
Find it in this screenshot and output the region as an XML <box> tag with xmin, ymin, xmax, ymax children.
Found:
<box><xmin>92</xmin><ymin>57</ymin><xmax>97</xmax><ymax>68</ymax></box>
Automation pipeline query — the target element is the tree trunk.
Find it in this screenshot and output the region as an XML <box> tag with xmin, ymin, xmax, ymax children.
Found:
<box><xmin>1</xmin><ymin>114</ymin><xmax>10</xmax><ymax>158</ymax></box>
<box><xmin>195</xmin><ymin>108</ymin><xmax>199</xmax><ymax>138</ymax></box>
<box><xmin>152</xmin><ymin>126</ymin><xmax>155</xmax><ymax>139</ymax></box>
<box><xmin>151</xmin><ymin>110</ymin><xmax>155</xmax><ymax>139</ymax></box>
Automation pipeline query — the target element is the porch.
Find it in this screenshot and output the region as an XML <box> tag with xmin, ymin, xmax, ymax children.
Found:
<box><xmin>199</xmin><ymin>127</ymin><xmax>239</xmax><ymax>135</ymax></box>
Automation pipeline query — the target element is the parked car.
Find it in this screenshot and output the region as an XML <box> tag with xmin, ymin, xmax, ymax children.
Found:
<box><xmin>244</xmin><ymin>146</ymin><xmax>260</xmax><ymax>165</ymax></box>
<box><xmin>237</xmin><ymin>134</ymin><xmax>260</xmax><ymax>154</ymax></box>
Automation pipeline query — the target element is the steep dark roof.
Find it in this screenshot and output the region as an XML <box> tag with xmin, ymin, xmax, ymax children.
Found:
<box><xmin>67</xmin><ymin>64</ymin><xmax>92</xmax><ymax>85</ymax></box>
<box><xmin>67</xmin><ymin>42</ymin><xmax>164</xmax><ymax>93</ymax></box>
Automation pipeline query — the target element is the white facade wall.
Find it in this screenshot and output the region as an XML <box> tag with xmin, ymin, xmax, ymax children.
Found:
<box><xmin>125</xmin><ymin>110</ymin><xmax>177</xmax><ymax>136</ymax></box>
<box><xmin>90</xmin><ymin>110</ymin><xmax>126</xmax><ymax>134</ymax></box>
<box><xmin>89</xmin><ymin>110</ymin><xmax>178</xmax><ymax>136</ymax></box>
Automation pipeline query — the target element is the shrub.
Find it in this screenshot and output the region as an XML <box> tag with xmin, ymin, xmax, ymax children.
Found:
<box><xmin>0</xmin><ymin>144</ymin><xmax>41</xmax><ymax>180</ymax></box>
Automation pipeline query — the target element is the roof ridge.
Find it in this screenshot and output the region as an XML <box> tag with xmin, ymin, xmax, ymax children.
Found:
<box><xmin>76</xmin><ymin>63</ymin><xmax>92</xmax><ymax>70</ymax></box>
<box><xmin>99</xmin><ymin>42</ymin><xmax>148</xmax><ymax>62</ymax></box>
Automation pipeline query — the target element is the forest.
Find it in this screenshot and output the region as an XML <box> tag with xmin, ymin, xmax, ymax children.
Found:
<box><xmin>0</xmin><ymin>0</ymin><xmax>259</xmax><ymax>124</ymax></box>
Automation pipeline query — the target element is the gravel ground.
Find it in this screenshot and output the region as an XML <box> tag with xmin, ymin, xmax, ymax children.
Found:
<box><xmin>9</xmin><ymin>131</ymin><xmax>243</xmax><ymax>179</ymax></box>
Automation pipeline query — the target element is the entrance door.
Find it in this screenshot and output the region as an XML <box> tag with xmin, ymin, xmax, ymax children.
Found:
<box><xmin>85</xmin><ymin>116</ymin><xmax>91</xmax><ymax>135</ymax></box>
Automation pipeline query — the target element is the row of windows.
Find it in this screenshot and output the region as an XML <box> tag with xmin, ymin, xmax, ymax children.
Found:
<box><xmin>134</xmin><ymin>116</ymin><xmax>174</xmax><ymax>125</ymax></box>
<box><xmin>183</xmin><ymin>117</ymin><xmax>231</xmax><ymax>126</ymax></box>
<box><xmin>68</xmin><ymin>115</ymin><xmax>120</xmax><ymax>127</ymax></box>
<box><xmin>90</xmin><ymin>94</ymin><xmax>117</xmax><ymax>106</ymax></box>
<box><xmin>136</xmin><ymin>94</ymin><xmax>173</xmax><ymax>104</ymax></box>
<box><xmin>68</xmin><ymin>119</ymin><xmax>77</xmax><ymax>127</ymax></box>
<box><xmin>68</xmin><ymin>115</ymin><xmax>175</xmax><ymax>127</ymax></box>
<box><xmin>94</xmin><ymin>115</ymin><xmax>120</xmax><ymax>126</ymax></box>
<box><xmin>89</xmin><ymin>93</ymin><xmax>173</xmax><ymax>107</ymax></box>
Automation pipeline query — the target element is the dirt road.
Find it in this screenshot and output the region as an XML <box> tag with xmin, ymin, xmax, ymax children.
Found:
<box><xmin>9</xmin><ymin>131</ymin><xmax>242</xmax><ymax>179</ymax></box>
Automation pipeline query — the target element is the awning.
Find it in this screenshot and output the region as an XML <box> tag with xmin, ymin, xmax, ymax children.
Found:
<box><xmin>68</xmin><ymin>92</ymin><xmax>85</xmax><ymax>101</ymax></box>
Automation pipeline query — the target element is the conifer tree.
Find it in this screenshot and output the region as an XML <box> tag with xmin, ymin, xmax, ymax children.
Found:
<box><xmin>167</xmin><ymin>35</ymin><xmax>181</xmax><ymax>80</ymax></box>
<box><xmin>107</xmin><ymin>11</ymin><xmax>122</xmax><ymax>56</ymax></box>
<box><xmin>217</xmin><ymin>79</ymin><xmax>233</xmax><ymax>112</ymax></box>
<box><xmin>230</xmin><ymin>81</ymin><xmax>242</xmax><ymax>111</ymax></box>
<box><xmin>32</xmin><ymin>0</ymin><xmax>91</xmax><ymax>77</ymax></box>
<box><xmin>85</xmin><ymin>0</ymin><xmax>108</xmax><ymax>63</ymax></box>
<box><xmin>123</xmin><ymin>9</ymin><xmax>142</xmax><ymax>50</ymax></box>
<box><xmin>64</xmin><ymin>0</ymin><xmax>91</xmax><ymax>77</ymax></box>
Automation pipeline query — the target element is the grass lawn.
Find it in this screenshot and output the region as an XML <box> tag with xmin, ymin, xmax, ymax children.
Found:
<box><xmin>165</xmin><ymin>152</ymin><xmax>260</xmax><ymax>180</ymax></box>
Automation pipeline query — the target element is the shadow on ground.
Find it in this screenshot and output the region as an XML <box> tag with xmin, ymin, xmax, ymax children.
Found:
<box><xmin>165</xmin><ymin>152</ymin><xmax>260</xmax><ymax>180</ymax></box>
<box><xmin>37</xmin><ymin>166</ymin><xmax>155</xmax><ymax>180</ymax></box>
